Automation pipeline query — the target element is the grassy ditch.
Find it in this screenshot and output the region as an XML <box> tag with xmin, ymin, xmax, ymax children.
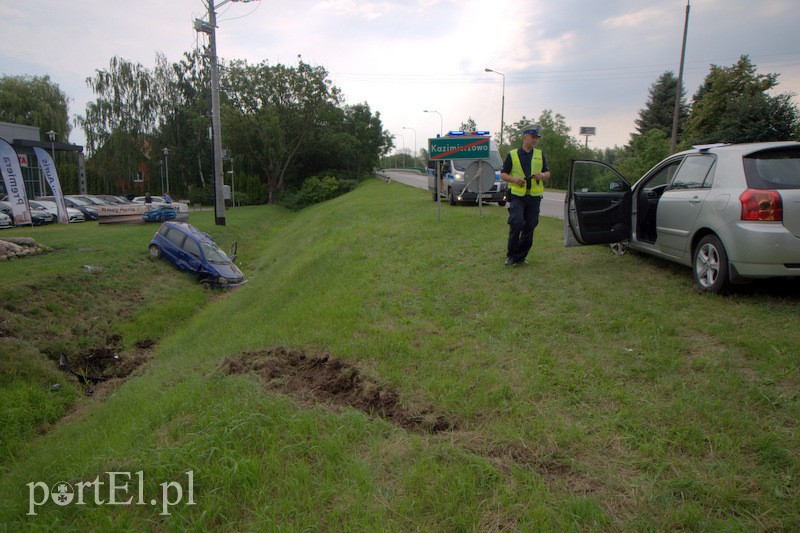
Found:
<box><xmin>1</xmin><ymin>180</ymin><xmax>798</xmax><ymax>530</ymax></box>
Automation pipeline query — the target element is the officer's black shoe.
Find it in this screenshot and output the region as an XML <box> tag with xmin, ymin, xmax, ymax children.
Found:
<box><xmin>504</xmin><ymin>257</ymin><xmax>515</xmax><ymax>267</ymax></box>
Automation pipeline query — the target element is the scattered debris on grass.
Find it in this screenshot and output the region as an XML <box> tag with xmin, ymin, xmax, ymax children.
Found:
<box><xmin>221</xmin><ymin>347</ymin><xmax>457</xmax><ymax>434</ymax></box>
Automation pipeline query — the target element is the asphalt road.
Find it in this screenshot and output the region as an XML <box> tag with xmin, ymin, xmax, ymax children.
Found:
<box><xmin>376</xmin><ymin>169</ymin><xmax>565</xmax><ymax>219</ymax></box>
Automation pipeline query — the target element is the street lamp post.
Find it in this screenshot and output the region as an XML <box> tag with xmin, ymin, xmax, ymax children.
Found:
<box><xmin>44</xmin><ymin>130</ymin><xmax>57</xmax><ymax>196</ymax></box>
<box><xmin>484</xmin><ymin>68</ymin><xmax>505</xmax><ymax>149</ymax></box>
<box><xmin>159</xmin><ymin>160</ymin><xmax>164</xmax><ymax>195</ymax></box>
<box><xmin>402</xmin><ymin>126</ymin><xmax>416</xmax><ymax>168</ymax></box>
<box><xmin>46</xmin><ymin>130</ymin><xmax>56</xmax><ymax>158</ymax></box>
<box><xmin>423</xmin><ymin>110</ymin><xmax>443</xmax><ymax>137</ymax></box>
<box><xmin>229</xmin><ymin>157</ymin><xmax>235</xmax><ymax>208</ymax></box>
<box><xmin>163</xmin><ymin>147</ymin><xmax>170</xmax><ymax>197</ymax></box>
<box><xmin>394</xmin><ymin>134</ymin><xmax>405</xmax><ymax>168</ymax></box>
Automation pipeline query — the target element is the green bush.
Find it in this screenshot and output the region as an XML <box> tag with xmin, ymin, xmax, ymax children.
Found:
<box><xmin>280</xmin><ymin>174</ymin><xmax>357</xmax><ymax>210</ymax></box>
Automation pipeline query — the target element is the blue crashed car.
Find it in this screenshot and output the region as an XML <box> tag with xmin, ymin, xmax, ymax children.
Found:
<box><xmin>142</xmin><ymin>205</ymin><xmax>177</xmax><ymax>222</ymax></box>
<box><xmin>148</xmin><ymin>222</ymin><xmax>246</xmax><ymax>287</ymax></box>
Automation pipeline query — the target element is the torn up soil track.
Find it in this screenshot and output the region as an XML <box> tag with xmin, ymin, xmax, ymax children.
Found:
<box><xmin>221</xmin><ymin>347</ymin><xmax>457</xmax><ymax>434</ymax></box>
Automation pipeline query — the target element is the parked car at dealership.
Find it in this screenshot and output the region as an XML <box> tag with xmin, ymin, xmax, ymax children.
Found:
<box><xmin>97</xmin><ymin>195</ymin><xmax>131</xmax><ymax>204</ymax></box>
<box><xmin>148</xmin><ymin>222</ymin><xmax>246</xmax><ymax>287</ymax></box>
<box><xmin>0</xmin><ymin>201</ymin><xmax>54</xmax><ymax>226</ymax></box>
<box><xmin>38</xmin><ymin>196</ymin><xmax>100</xmax><ymax>220</ymax></box>
<box><xmin>29</xmin><ymin>200</ymin><xmax>85</xmax><ymax>223</ymax></box>
<box><xmin>564</xmin><ymin>142</ymin><xmax>800</xmax><ymax>293</ymax></box>
<box><xmin>142</xmin><ymin>205</ymin><xmax>177</xmax><ymax>223</ymax></box>
<box><xmin>0</xmin><ymin>211</ymin><xmax>11</xmax><ymax>229</ymax></box>
<box><xmin>133</xmin><ymin>195</ymin><xmax>168</xmax><ymax>204</ymax></box>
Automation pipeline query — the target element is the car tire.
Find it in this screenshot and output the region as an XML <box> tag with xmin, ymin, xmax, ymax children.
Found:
<box><xmin>448</xmin><ymin>189</ymin><xmax>457</xmax><ymax>206</ymax></box>
<box><xmin>200</xmin><ymin>278</ymin><xmax>213</xmax><ymax>289</ymax></box>
<box><xmin>693</xmin><ymin>235</ymin><xmax>729</xmax><ymax>293</ymax></box>
<box><xmin>498</xmin><ymin>200</ymin><xmax>506</xmax><ymax>207</ymax></box>
<box><xmin>432</xmin><ymin>191</ymin><xmax>437</xmax><ymax>201</ymax></box>
<box><xmin>148</xmin><ymin>244</ymin><xmax>161</xmax><ymax>260</ymax></box>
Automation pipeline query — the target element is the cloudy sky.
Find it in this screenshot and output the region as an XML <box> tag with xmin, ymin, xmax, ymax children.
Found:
<box><xmin>3</xmin><ymin>0</ymin><xmax>800</xmax><ymax>153</ymax></box>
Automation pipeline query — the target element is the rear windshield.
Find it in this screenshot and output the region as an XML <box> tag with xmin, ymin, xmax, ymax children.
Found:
<box><xmin>743</xmin><ymin>147</ymin><xmax>800</xmax><ymax>189</ymax></box>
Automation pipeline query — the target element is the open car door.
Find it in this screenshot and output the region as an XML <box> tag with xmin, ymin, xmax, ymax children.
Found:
<box><xmin>564</xmin><ymin>160</ymin><xmax>632</xmax><ymax>247</ymax></box>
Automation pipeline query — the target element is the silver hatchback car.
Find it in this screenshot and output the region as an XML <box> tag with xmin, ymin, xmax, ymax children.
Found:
<box><xmin>565</xmin><ymin>142</ymin><xmax>800</xmax><ymax>293</ymax></box>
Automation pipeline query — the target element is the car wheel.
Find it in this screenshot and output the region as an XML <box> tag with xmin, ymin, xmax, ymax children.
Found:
<box><xmin>609</xmin><ymin>241</ymin><xmax>629</xmax><ymax>255</ymax></box>
<box><xmin>432</xmin><ymin>191</ymin><xmax>437</xmax><ymax>201</ymax></box>
<box><xmin>199</xmin><ymin>278</ymin><xmax>213</xmax><ymax>289</ymax></box>
<box><xmin>693</xmin><ymin>235</ymin><xmax>729</xmax><ymax>293</ymax></box>
<box><xmin>448</xmin><ymin>189</ymin><xmax>457</xmax><ymax>206</ymax></box>
<box><xmin>158</xmin><ymin>214</ymin><xmax>166</xmax><ymax>222</ymax></box>
<box><xmin>498</xmin><ymin>200</ymin><xmax>506</xmax><ymax>207</ymax></box>
<box><xmin>148</xmin><ymin>244</ymin><xmax>161</xmax><ymax>260</ymax></box>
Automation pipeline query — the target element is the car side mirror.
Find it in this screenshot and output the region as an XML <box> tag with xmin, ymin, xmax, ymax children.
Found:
<box><xmin>609</xmin><ymin>180</ymin><xmax>627</xmax><ymax>192</ymax></box>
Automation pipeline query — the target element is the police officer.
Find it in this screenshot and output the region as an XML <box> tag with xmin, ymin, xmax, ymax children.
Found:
<box><xmin>500</xmin><ymin>124</ymin><xmax>550</xmax><ymax>266</ymax></box>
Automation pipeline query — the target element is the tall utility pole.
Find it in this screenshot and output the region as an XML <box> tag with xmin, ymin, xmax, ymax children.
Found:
<box><xmin>195</xmin><ymin>0</ymin><xmax>257</xmax><ymax>225</ymax></box>
<box><xmin>670</xmin><ymin>0</ymin><xmax>690</xmax><ymax>154</ymax></box>
<box><xmin>402</xmin><ymin>126</ymin><xmax>416</xmax><ymax>167</ymax></box>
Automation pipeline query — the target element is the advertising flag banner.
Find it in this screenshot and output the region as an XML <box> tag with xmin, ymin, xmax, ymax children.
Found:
<box><xmin>33</xmin><ymin>147</ymin><xmax>69</xmax><ymax>224</ymax></box>
<box><xmin>0</xmin><ymin>139</ymin><xmax>32</xmax><ymax>225</ymax></box>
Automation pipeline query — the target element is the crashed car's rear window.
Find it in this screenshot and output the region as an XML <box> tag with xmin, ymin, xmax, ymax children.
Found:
<box><xmin>743</xmin><ymin>147</ymin><xmax>800</xmax><ymax>189</ymax></box>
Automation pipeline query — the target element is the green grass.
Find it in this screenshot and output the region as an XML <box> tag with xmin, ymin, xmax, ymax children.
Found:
<box><xmin>1</xmin><ymin>180</ymin><xmax>798</xmax><ymax>530</ymax></box>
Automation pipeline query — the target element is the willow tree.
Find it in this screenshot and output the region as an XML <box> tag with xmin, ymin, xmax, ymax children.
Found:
<box><xmin>77</xmin><ymin>56</ymin><xmax>161</xmax><ymax>192</ymax></box>
<box><xmin>0</xmin><ymin>74</ymin><xmax>71</xmax><ymax>140</ymax></box>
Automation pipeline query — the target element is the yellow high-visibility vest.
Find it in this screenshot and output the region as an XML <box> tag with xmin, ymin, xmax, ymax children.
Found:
<box><xmin>508</xmin><ymin>148</ymin><xmax>544</xmax><ymax>197</ymax></box>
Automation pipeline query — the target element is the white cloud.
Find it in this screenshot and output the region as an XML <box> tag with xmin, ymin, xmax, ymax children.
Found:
<box><xmin>1</xmin><ymin>0</ymin><xmax>799</xmax><ymax>152</ymax></box>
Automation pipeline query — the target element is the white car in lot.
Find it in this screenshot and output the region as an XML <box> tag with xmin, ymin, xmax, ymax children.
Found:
<box><xmin>0</xmin><ymin>211</ymin><xmax>11</xmax><ymax>229</ymax></box>
<box><xmin>132</xmin><ymin>195</ymin><xmax>168</xmax><ymax>204</ymax></box>
<box><xmin>29</xmin><ymin>200</ymin><xmax>85</xmax><ymax>223</ymax></box>
<box><xmin>565</xmin><ymin>141</ymin><xmax>800</xmax><ymax>293</ymax></box>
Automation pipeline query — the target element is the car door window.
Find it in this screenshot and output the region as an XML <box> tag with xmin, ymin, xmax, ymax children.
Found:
<box><xmin>572</xmin><ymin>161</ymin><xmax>629</xmax><ymax>193</ymax></box>
<box><xmin>183</xmin><ymin>237</ymin><xmax>201</xmax><ymax>259</ymax></box>
<box><xmin>670</xmin><ymin>155</ymin><xmax>716</xmax><ymax>190</ymax></box>
<box><xmin>165</xmin><ymin>228</ymin><xmax>186</xmax><ymax>248</ymax></box>
<box><xmin>644</xmin><ymin>160</ymin><xmax>682</xmax><ymax>191</ymax></box>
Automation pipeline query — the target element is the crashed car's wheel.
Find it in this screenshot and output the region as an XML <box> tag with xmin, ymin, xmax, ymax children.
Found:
<box><xmin>448</xmin><ymin>189</ymin><xmax>458</xmax><ymax>206</ymax></box>
<box><xmin>693</xmin><ymin>234</ymin><xmax>729</xmax><ymax>293</ymax></box>
<box><xmin>609</xmin><ymin>241</ymin><xmax>629</xmax><ymax>255</ymax></box>
<box><xmin>498</xmin><ymin>200</ymin><xmax>506</xmax><ymax>207</ymax></box>
<box><xmin>199</xmin><ymin>278</ymin><xmax>213</xmax><ymax>289</ymax></box>
<box><xmin>148</xmin><ymin>244</ymin><xmax>161</xmax><ymax>260</ymax></box>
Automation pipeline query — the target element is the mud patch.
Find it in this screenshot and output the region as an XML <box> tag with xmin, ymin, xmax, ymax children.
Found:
<box><xmin>59</xmin><ymin>334</ymin><xmax>153</xmax><ymax>395</ymax></box>
<box><xmin>221</xmin><ymin>347</ymin><xmax>457</xmax><ymax>434</ymax></box>
<box><xmin>447</xmin><ymin>431</ymin><xmax>604</xmax><ymax>495</ymax></box>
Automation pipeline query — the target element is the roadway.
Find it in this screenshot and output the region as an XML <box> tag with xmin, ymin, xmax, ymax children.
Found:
<box><xmin>376</xmin><ymin>169</ymin><xmax>565</xmax><ymax>219</ymax></box>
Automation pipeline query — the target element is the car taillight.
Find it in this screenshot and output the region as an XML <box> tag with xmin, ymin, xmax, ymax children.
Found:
<box><xmin>740</xmin><ymin>189</ymin><xmax>782</xmax><ymax>221</ymax></box>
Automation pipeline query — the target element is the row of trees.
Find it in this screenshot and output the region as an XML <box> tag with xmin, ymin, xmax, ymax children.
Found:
<box><xmin>76</xmin><ymin>52</ymin><xmax>392</xmax><ymax>205</ymax></box>
<box><xmin>383</xmin><ymin>55</ymin><xmax>799</xmax><ymax>188</ymax></box>
<box><xmin>2</xmin><ymin>54</ymin><xmax>798</xmax><ymax>203</ymax></box>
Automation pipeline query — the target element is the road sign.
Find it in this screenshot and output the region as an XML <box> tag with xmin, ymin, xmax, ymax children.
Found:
<box><xmin>428</xmin><ymin>136</ymin><xmax>489</xmax><ymax>160</ymax></box>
